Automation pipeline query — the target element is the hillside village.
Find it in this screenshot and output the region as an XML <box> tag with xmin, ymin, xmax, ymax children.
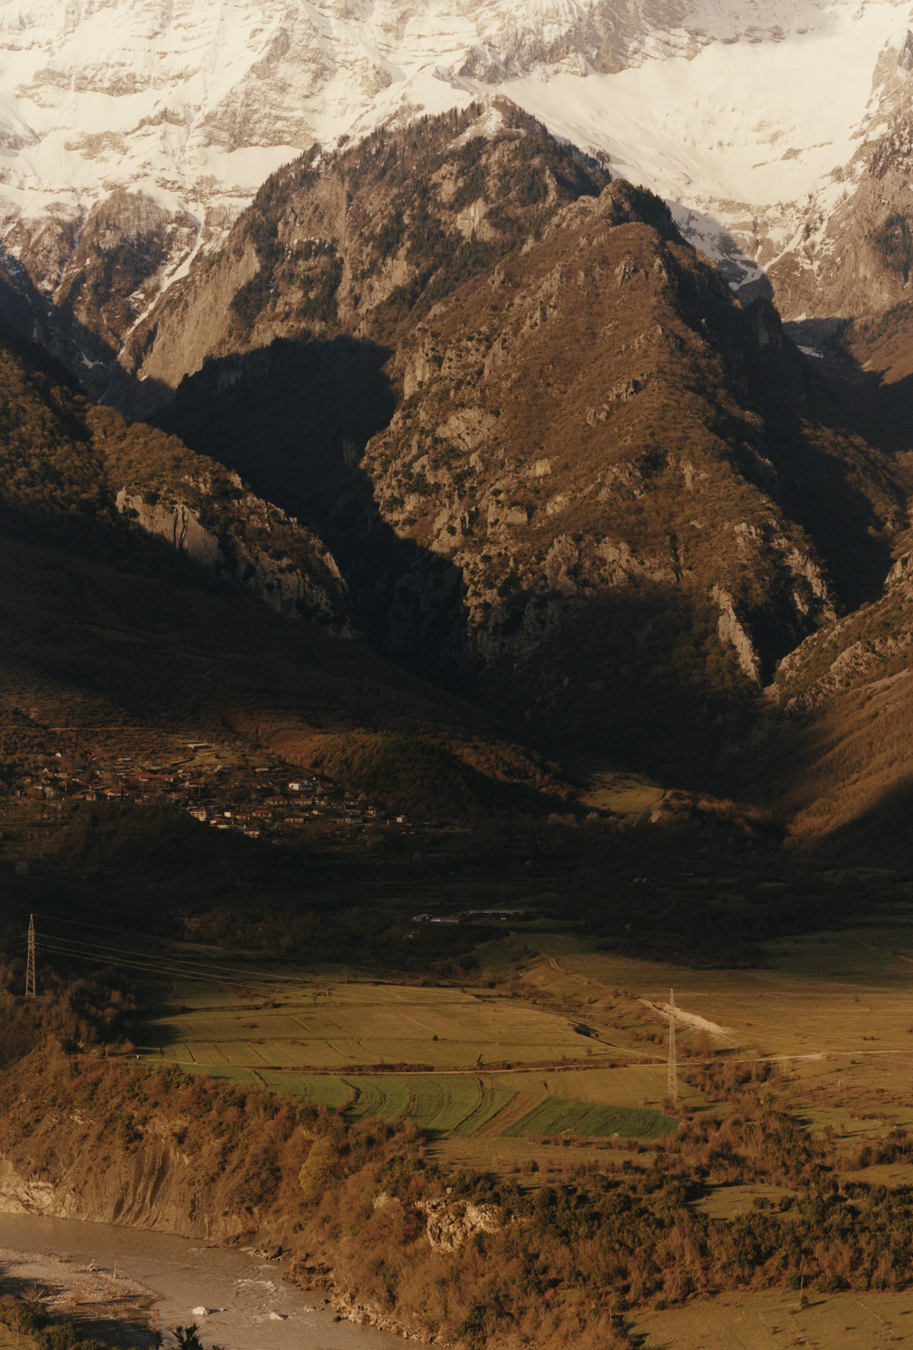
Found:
<box><xmin>0</xmin><ymin>748</ymin><xmax>400</xmax><ymax>843</ymax></box>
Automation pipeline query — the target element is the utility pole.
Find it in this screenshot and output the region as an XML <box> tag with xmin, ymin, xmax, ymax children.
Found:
<box><xmin>667</xmin><ymin>987</ymin><xmax>678</xmax><ymax>1101</ymax></box>
<box><xmin>25</xmin><ymin>914</ymin><xmax>35</xmax><ymax>999</ymax></box>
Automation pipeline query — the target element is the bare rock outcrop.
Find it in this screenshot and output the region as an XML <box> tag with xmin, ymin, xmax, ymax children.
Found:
<box><xmin>115</xmin><ymin>480</ymin><xmax>352</xmax><ymax>631</ymax></box>
<box><xmin>417</xmin><ymin>1198</ymin><xmax>502</xmax><ymax>1252</ymax></box>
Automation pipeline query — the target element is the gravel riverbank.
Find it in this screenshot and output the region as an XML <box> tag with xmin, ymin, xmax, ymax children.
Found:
<box><xmin>0</xmin><ymin>1246</ymin><xmax>158</xmax><ymax>1347</ymax></box>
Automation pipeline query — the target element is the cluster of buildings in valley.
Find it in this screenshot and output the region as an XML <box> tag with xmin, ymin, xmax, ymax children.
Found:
<box><xmin>412</xmin><ymin>907</ymin><xmax>537</xmax><ymax>924</ymax></box>
<box><xmin>0</xmin><ymin>749</ymin><xmax>401</xmax><ymax>840</ymax></box>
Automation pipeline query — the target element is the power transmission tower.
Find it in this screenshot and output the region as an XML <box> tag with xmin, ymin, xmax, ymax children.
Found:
<box><xmin>25</xmin><ymin>914</ymin><xmax>35</xmax><ymax>999</ymax></box>
<box><xmin>667</xmin><ymin>987</ymin><xmax>678</xmax><ymax>1101</ymax></box>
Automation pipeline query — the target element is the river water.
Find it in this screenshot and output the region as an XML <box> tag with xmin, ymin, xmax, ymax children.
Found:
<box><xmin>0</xmin><ymin>1213</ymin><xmax>406</xmax><ymax>1350</ymax></box>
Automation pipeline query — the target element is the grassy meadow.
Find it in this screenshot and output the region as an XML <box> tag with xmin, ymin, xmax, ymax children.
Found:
<box><xmin>630</xmin><ymin>1287</ymin><xmax>913</xmax><ymax>1349</ymax></box>
<box><xmin>571</xmin><ymin>760</ymin><xmax>666</xmax><ymax>815</ymax></box>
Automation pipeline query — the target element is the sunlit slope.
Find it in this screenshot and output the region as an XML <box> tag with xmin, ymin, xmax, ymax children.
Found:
<box><xmin>748</xmin><ymin>558</ymin><xmax>913</xmax><ymax>858</ymax></box>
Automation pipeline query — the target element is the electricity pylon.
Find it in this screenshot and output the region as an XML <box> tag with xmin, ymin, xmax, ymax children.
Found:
<box><xmin>25</xmin><ymin>914</ymin><xmax>35</xmax><ymax>999</ymax></box>
<box><xmin>667</xmin><ymin>987</ymin><xmax>678</xmax><ymax>1101</ymax></box>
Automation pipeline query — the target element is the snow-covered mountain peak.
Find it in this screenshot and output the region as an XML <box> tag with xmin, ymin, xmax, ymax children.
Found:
<box><xmin>3</xmin><ymin>0</ymin><xmax>908</xmax><ymax>212</ymax></box>
<box><xmin>1</xmin><ymin>0</ymin><xmax>913</xmax><ymax>369</ymax></box>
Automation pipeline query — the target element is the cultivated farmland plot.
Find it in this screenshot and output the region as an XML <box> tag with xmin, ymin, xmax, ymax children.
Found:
<box><xmin>144</xmin><ymin>980</ymin><xmax>592</xmax><ymax>1071</ymax></box>
<box><xmin>140</xmin><ymin>962</ymin><xmax>681</xmax><ymax>1141</ymax></box>
<box><xmin>485</xmin><ymin>1065</ymin><xmax>680</xmax><ymax>1109</ymax></box>
<box><xmin>501</xmin><ymin>1097</ymin><xmax>677</xmax><ymax>1140</ymax></box>
<box><xmin>184</xmin><ymin>1064</ymin><xmax>260</xmax><ymax>1084</ymax></box>
<box><xmin>222</xmin><ymin>1043</ymin><xmax>270</xmax><ymax>1066</ymax></box>
<box><xmin>404</xmin><ymin>1075</ymin><xmax>483</xmax><ymax>1131</ymax></box>
<box><xmin>344</xmin><ymin>1076</ymin><xmax>414</xmax><ymax>1121</ymax></box>
<box><xmin>188</xmin><ymin>1040</ymin><xmax>230</xmax><ymax>1065</ymax></box>
<box><xmin>258</xmin><ymin>1073</ymin><xmax>353</xmax><ymax>1107</ymax></box>
<box><xmin>139</xmin><ymin>982</ymin><xmax>680</xmax><ymax>1150</ymax></box>
<box><xmin>138</xmin><ymin>922</ymin><xmax>913</xmax><ymax>1158</ymax></box>
<box><xmin>450</xmin><ymin>1086</ymin><xmax>517</xmax><ymax>1136</ymax></box>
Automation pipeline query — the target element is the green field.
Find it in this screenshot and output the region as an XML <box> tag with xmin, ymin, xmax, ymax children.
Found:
<box><xmin>135</xmin><ymin>918</ymin><xmax>913</xmax><ymax>1164</ymax></box>
<box><xmin>501</xmin><ymin>1096</ymin><xmax>677</xmax><ymax>1139</ymax></box>
<box><xmin>258</xmin><ymin>1072</ymin><xmax>354</xmax><ymax>1107</ymax></box>
<box><xmin>404</xmin><ymin>1074</ymin><xmax>483</xmax><ymax>1131</ymax></box>
<box><xmin>344</xmin><ymin>1075</ymin><xmax>414</xmax><ymax>1121</ymax></box>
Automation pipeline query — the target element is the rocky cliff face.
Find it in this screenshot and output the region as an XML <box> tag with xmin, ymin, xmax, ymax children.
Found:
<box><xmin>416</xmin><ymin>1197</ymin><xmax>501</xmax><ymax>1252</ymax></box>
<box><xmin>84</xmin><ymin>401</ymin><xmax>354</xmax><ymax>631</ymax></box>
<box><xmin>771</xmin><ymin>547</ymin><xmax>913</xmax><ymax>712</ymax></box>
<box><xmin>766</xmin><ymin>101</ymin><xmax>913</xmax><ymax>326</ymax></box>
<box><xmin>0</xmin><ymin>1132</ymin><xmax>244</xmax><ymax>1240</ymax></box>
<box><xmin>0</xmin><ymin>311</ymin><xmax>353</xmax><ymax>634</ymax></box>
<box><xmin>350</xmin><ymin>177</ymin><xmax>904</xmax><ymax>745</ymax></box>
<box><xmin>116</xmin><ymin>104</ymin><xmax>610</xmax><ymax>410</ymax></box>
<box><xmin>139</xmin><ymin>119</ymin><xmax>909</xmax><ymax>769</ymax></box>
<box><xmin>116</xmin><ymin>486</ymin><xmax>352</xmax><ymax>630</ymax></box>
<box><xmin>0</xmin><ymin>1056</ymin><xmax>304</xmax><ymax>1250</ymax></box>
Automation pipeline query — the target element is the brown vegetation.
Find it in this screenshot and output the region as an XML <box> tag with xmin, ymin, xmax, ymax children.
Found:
<box><xmin>5</xmin><ymin>962</ymin><xmax>913</xmax><ymax>1350</ymax></box>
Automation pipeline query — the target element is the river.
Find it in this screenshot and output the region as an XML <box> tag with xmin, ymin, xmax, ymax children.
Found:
<box><xmin>0</xmin><ymin>1213</ymin><xmax>406</xmax><ymax>1350</ymax></box>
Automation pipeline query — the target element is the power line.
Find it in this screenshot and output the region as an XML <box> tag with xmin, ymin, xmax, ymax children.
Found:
<box><xmin>37</xmin><ymin>938</ymin><xmax>302</xmax><ymax>988</ymax></box>
<box><xmin>35</xmin><ymin>941</ymin><xmax>255</xmax><ymax>986</ymax></box>
<box><xmin>34</xmin><ymin>912</ymin><xmax>189</xmax><ymax>945</ymax></box>
<box><xmin>38</xmin><ymin>945</ymin><xmax>252</xmax><ymax>988</ymax></box>
<box><xmin>33</xmin><ymin>928</ymin><xmax>306</xmax><ymax>985</ymax></box>
<box><xmin>33</xmin><ymin>912</ymin><xmax>306</xmax><ymax>981</ymax></box>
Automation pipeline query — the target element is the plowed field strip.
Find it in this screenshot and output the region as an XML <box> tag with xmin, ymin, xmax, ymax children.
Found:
<box><xmin>472</xmin><ymin>1091</ymin><xmax>541</xmax><ymax>1137</ymax></box>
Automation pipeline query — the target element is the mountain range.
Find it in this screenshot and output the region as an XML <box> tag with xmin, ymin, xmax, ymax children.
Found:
<box><xmin>2</xmin><ymin>7</ymin><xmax>913</xmax><ymax>862</ymax></box>
<box><xmin>6</xmin><ymin>0</ymin><xmax>913</xmax><ymax>375</ymax></box>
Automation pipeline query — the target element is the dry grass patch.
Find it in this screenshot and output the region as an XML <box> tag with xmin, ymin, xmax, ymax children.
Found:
<box><xmin>631</xmin><ymin>1288</ymin><xmax>913</xmax><ymax>1349</ymax></box>
<box><xmin>571</xmin><ymin>759</ymin><xmax>666</xmax><ymax>815</ymax></box>
<box><xmin>694</xmin><ymin>1181</ymin><xmax>796</xmax><ymax>1220</ymax></box>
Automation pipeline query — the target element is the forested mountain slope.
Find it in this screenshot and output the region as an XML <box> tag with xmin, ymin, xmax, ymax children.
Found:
<box><xmin>136</xmin><ymin>111</ymin><xmax>913</xmax><ymax>782</ymax></box>
<box><xmin>0</xmin><ymin>318</ymin><xmax>564</xmax><ymax>821</ymax></box>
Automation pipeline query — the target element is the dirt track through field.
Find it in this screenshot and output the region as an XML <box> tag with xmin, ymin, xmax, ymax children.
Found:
<box><xmin>639</xmin><ymin>998</ymin><xmax>736</xmax><ymax>1041</ymax></box>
